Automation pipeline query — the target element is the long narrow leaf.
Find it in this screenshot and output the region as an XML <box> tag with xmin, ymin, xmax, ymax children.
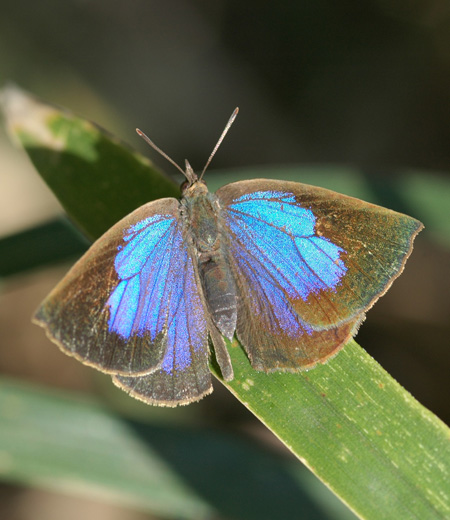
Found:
<box><xmin>1</xmin><ymin>84</ymin><xmax>179</xmax><ymax>240</ymax></box>
<box><xmin>0</xmin><ymin>378</ymin><xmax>357</xmax><ymax>520</ymax></box>
<box><xmin>214</xmin><ymin>339</ymin><xmax>450</xmax><ymax>519</ymax></box>
<box><xmin>0</xmin><ymin>378</ymin><xmax>213</xmax><ymax>519</ymax></box>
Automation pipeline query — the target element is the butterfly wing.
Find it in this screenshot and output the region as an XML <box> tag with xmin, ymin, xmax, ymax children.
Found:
<box><xmin>112</xmin><ymin>316</ymin><xmax>213</xmax><ymax>407</ymax></box>
<box><xmin>33</xmin><ymin>199</ymin><xmax>211</xmax><ymax>400</ymax></box>
<box><xmin>113</xmin><ymin>232</ymin><xmax>214</xmax><ymax>406</ymax></box>
<box><xmin>217</xmin><ymin>179</ymin><xmax>423</xmax><ymax>371</ymax></box>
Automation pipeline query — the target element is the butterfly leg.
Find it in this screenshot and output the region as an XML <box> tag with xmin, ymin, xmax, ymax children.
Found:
<box><xmin>208</xmin><ymin>321</ymin><xmax>234</xmax><ymax>381</ymax></box>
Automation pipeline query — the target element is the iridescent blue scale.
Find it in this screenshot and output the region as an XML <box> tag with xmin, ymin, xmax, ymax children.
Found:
<box><xmin>225</xmin><ymin>191</ymin><xmax>348</xmax><ymax>300</ymax></box>
<box><xmin>33</xmin><ymin>110</ymin><xmax>423</xmax><ymax>406</ymax></box>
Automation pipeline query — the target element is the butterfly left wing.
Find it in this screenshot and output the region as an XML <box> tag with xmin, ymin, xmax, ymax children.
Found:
<box><xmin>34</xmin><ymin>199</ymin><xmax>213</xmax><ymax>404</ymax></box>
<box><xmin>217</xmin><ymin>179</ymin><xmax>423</xmax><ymax>371</ymax></box>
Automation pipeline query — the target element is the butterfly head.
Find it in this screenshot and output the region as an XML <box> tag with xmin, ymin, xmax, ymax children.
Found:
<box><xmin>179</xmin><ymin>159</ymin><xmax>200</xmax><ymax>192</ymax></box>
<box><xmin>181</xmin><ymin>160</ymin><xmax>209</xmax><ymax>197</ymax></box>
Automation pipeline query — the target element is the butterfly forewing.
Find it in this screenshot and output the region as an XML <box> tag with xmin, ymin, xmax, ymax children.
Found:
<box><xmin>33</xmin><ymin>198</ymin><xmax>209</xmax><ymax>383</ymax></box>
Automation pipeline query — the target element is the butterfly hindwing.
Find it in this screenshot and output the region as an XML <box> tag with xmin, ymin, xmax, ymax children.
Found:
<box><xmin>230</xmin><ymin>255</ymin><xmax>364</xmax><ymax>370</ymax></box>
<box><xmin>33</xmin><ymin>199</ymin><xmax>210</xmax><ymax>393</ymax></box>
<box><xmin>217</xmin><ymin>179</ymin><xmax>422</xmax><ymax>370</ymax></box>
<box><xmin>112</xmin><ymin>235</ymin><xmax>213</xmax><ymax>406</ymax></box>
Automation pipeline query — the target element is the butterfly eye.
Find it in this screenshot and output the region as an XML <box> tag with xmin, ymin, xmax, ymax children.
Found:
<box><xmin>180</xmin><ymin>179</ymin><xmax>190</xmax><ymax>193</ymax></box>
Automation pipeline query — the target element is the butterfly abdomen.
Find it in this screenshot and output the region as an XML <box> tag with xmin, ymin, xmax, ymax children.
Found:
<box><xmin>199</xmin><ymin>254</ymin><xmax>237</xmax><ymax>340</ymax></box>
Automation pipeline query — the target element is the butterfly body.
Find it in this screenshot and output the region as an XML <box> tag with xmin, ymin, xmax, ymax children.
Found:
<box><xmin>33</xmin><ymin>112</ymin><xmax>423</xmax><ymax>406</ymax></box>
<box><xmin>182</xmin><ymin>178</ymin><xmax>237</xmax><ymax>342</ymax></box>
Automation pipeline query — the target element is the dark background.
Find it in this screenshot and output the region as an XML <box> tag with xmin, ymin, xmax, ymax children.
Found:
<box><xmin>1</xmin><ymin>2</ymin><xmax>449</xmax><ymax>519</ymax></box>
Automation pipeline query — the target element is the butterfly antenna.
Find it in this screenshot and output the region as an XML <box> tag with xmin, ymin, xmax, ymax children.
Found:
<box><xmin>136</xmin><ymin>128</ymin><xmax>186</xmax><ymax>177</ymax></box>
<box><xmin>199</xmin><ymin>107</ymin><xmax>239</xmax><ymax>181</ymax></box>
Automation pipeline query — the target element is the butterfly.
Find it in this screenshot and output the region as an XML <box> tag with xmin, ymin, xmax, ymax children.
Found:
<box><xmin>33</xmin><ymin>108</ymin><xmax>423</xmax><ymax>406</ymax></box>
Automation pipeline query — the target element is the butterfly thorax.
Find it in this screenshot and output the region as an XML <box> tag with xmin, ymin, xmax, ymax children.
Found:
<box><xmin>181</xmin><ymin>181</ymin><xmax>221</xmax><ymax>253</ymax></box>
<box><xmin>181</xmin><ymin>180</ymin><xmax>237</xmax><ymax>340</ymax></box>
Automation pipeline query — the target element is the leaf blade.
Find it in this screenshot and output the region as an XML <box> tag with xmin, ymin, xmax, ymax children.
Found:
<box><xmin>214</xmin><ymin>339</ymin><xmax>450</xmax><ymax>519</ymax></box>
<box><xmin>0</xmin><ymin>377</ymin><xmax>359</xmax><ymax>520</ymax></box>
<box><xmin>1</xmin><ymin>84</ymin><xmax>179</xmax><ymax>240</ymax></box>
<box><xmin>0</xmin><ymin>378</ymin><xmax>214</xmax><ymax>519</ymax></box>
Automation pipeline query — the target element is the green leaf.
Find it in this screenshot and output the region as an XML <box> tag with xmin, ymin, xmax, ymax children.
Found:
<box><xmin>0</xmin><ymin>377</ymin><xmax>357</xmax><ymax>520</ymax></box>
<box><xmin>0</xmin><ymin>84</ymin><xmax>179</xmax><ymax>240</ymax></box>
<box><xmin>0</xmin><ymin>378</ymin><xmax>212</xmax><ymax>519</ymax></box>
<box><xmin>0</xmin><ymin>218</ymin><xmax>88</xmax><ymax>277</ymax></box>
<box><xmin>214</xmin><ymin>339</ymin><xmax>450</xmax><ymax>519</ymax></box>
<box><xmin>2</xmin><ymin>86</ymin><xmax>448</xmax><ymax>519</ymax></box>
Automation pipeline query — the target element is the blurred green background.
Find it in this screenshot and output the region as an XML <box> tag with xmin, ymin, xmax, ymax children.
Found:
<box><xmin>0</xmin><ymin>2</ymin><xmax>449</xmax><ymax>519</ymax></box>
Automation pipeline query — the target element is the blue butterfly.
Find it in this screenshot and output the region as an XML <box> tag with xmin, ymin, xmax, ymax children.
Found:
<box><xmin>34</xmin><ymin>109</ymin><xmax>423</xmax><ymax>406</ymax></box>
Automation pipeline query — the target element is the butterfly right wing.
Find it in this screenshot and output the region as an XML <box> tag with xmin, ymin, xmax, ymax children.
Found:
<box><xmin>33</xmin><ymin>199</ymin><xmax>209</xmax><ymax>384</ymax></box>
<box><xmin>217</xmin><ymin>180</ymin><xmax>421</xmax><ymax>371</ymax></box>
